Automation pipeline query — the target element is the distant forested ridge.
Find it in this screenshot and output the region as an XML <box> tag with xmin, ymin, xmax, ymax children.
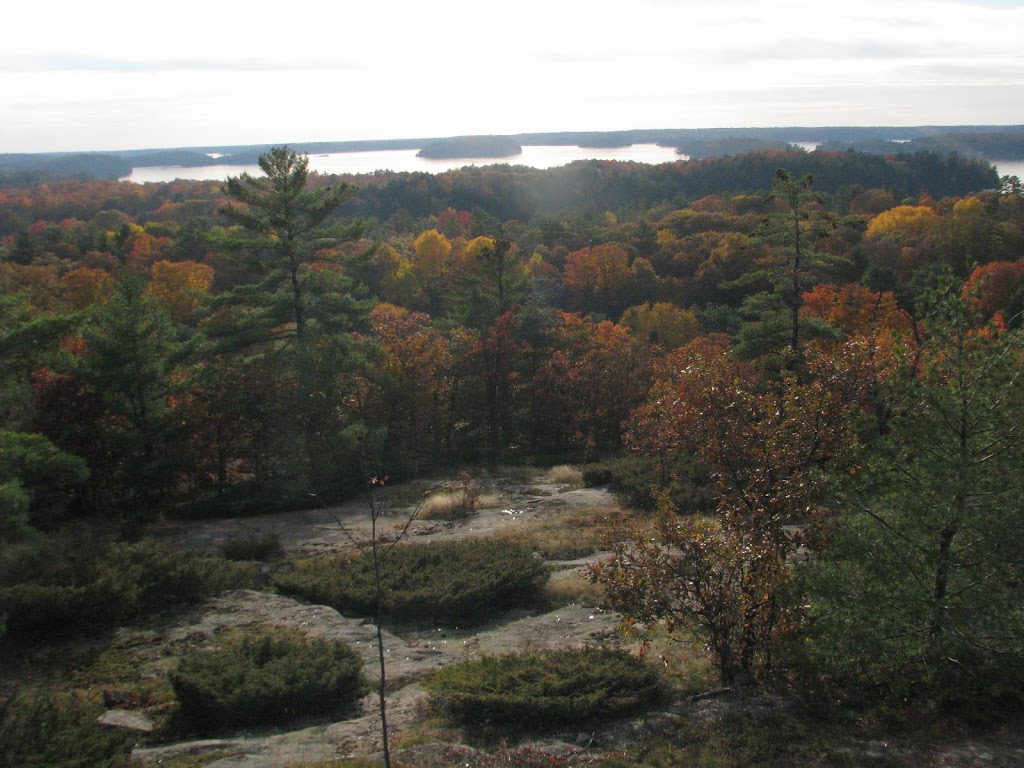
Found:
<box><xmin>0</xmin><ymin>149</ymin><xmax>999</xmax><ymax>240</ymax></box>
<box><xmin>0</xmin><ymin>153</ymin><xmax>134</xmax><ymax>182</ymax></box>
<box><xmin>336</xmin><ymin>149</ymin><xmax>999</xmax><ymax>221</ymax></box>
<box><xmin>128</xmin><ymin>150</ymin><xmax>223</xmax><ymax>168</ymax></box>
<box><xmin>820</xmin><ymin>131</ymin><xmax>1024</xmax><ymax>160</ymax></box>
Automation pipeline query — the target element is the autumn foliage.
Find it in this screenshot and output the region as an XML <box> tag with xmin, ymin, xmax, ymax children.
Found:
<box><xmin>3</xmin><ymin>147</ymin><xmax>1024</xmax><ymax>705</ymax></box>
<box><xmin>596</xmin><ymin>335</ymin><xmax>888</xmax><ymax>683</ymax></box>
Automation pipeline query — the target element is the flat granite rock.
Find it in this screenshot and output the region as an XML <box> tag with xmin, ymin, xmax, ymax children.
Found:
<box><xmin>98</xmin><ymin>709</ymin><xmax>155</xmax><ymax>733</ymax></box>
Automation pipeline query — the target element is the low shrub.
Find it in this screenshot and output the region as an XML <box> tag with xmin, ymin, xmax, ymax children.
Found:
<box><xmin>110</xmin><ymin>539</ymin><xmax>257</xmax><ymax>612</ymax></box>
<box><xmin>274</xmin><ymin>539</ymin><xmax>549</xmax><ymax>625</ymax></box>
<box><xmin>425</xmin><ymin>646</ymin><xmax>667</xmax><ymax>731</ymax></box>
<box><xmin>581</xmin><ymin>454</ymin><xmax>711</xmax><ymax>513</ymax></box>
<box><xmin>0</xmin><ymin>531</ymin><xmax>256</xmax><ymax>638</ymax></box>
<box><xmin>169</xmin><ymin>625</ymin><xmax>367</xmax><ymax>733</ymax></box>
<box><xmin>0</xmin><ymin>583</ymin><xmax>96</xmax><ymax>637</ymax></box>
<box><xmin>0</xmin><ymin>690</ymin><xmax>135</xmax><ymax>768</ymax></box>
<box><xmin>218</xmin><ymin>532</ymin><xmax>283</xmax><ymax>562</ymax></box>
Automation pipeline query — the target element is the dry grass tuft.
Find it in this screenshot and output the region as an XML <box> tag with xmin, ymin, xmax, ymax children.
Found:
<box><xmin>620</xmin><ymin>625</ymin><xmax>718</xmax><ymax>695</ymax></box>
<box><xmin>418</xmin><ymin>490</ymin><xmax>504</xmax><ymax>520</ymax></box>
<box><xmin>418</xmin><ymin>493</ymin><xmax>473</xmax><ymax>521</ymax></box>
<box><xmin>544</xmin><ymin>464</ymin><xmax>584</xmax><ymax>487</ymax></box>
<box><xmin>543</xmin><ymin>568</ymin><xmax>605</xmax><ymax>607</ymax></box>
<box><xmin>476</xmin><ymin>492</ymin><xmax>504</xmax><ymax>510</ymax></box>
<box><xmin>492</xmin><ymin>504</ymin><xmax>636</xmax><ymax>561</ymax></box>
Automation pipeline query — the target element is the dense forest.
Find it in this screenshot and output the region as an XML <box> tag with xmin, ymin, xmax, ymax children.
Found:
<box><xmin>2</xmin><ymin>145</ymin><xmax>1024</xmax><ymax>764</ymax></box>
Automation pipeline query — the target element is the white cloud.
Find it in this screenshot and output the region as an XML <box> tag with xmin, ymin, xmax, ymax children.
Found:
<box><xmin>0</xmin><ymin>0</ymin><xmax>1022</xmax><ymax>152</ymax></box>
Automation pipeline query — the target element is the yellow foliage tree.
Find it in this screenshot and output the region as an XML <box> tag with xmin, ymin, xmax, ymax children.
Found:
<box><xmin>373</xmin><ymin>244</ymin><xmax>418</xmax><ymax>307</ymax></box>
<box><xmin>865</xmin><ymin>205</ymin><xmax>939</xmax><ymax>242</ymax></box>
<box><xmin>411</xmin><ymin>230</ymin><xmax>454</xmax><ymax>315</ymax></box>
<box><xmin>412</xmin><ymin>229</ymin><xmax>452</xmax><ymax>279</ymax></box>
<box><xmin>620</xmin><ymin>302</ymin><xmax>700</xmax><ymax>349</ymax></box>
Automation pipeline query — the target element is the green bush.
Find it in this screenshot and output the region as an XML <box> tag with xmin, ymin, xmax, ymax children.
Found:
<box><xmin>425</xmin><ymin>646</ymin><xmax>667</xmax><ymax>731</ymax></box>
<box><xmin>169</xmin><ymin>625</ymin><xmax>367</xmax><ymax>732</ymax></box>
<box><xmin>219</xmin><ymin>532</ymin><xmax>283</xmax><ymax>562</ymax></box>
<box><xmin>0</xmin><ymin>690</ymin><xmax>135</xmax><ymax>768</ymax></box>
<box><xmin>581</xmin><ymin>454</ymin><xmax>711</xmax><ymax>513</ymax></box>
<box><xmin>274</xmin><ymin>539</ymin><xmax>549</xmax><ymax>625</ymax></box>
<box><xmin>0</xmin><ymin>530</ymin><xmax>256</xmax><ymax>638</ymax></box>
<box><xmin>107</xmin><ymin>538</ymin><xmax>257</xmax><ymax>612</ymax></box>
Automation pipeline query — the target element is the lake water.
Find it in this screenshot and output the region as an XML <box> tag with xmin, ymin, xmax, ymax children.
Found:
<box><xmin>124</xmin><ymin>144</ymin><xmax>685</xmax><ymax>183</ymax></box>
<box><xmin>995</xmin><ymin>160</ymin><xmax>1024</xmax><ymax>179</ymax></box>
<box><xmin>122</xmin><ymin>143</ymin><xmax>1024</xmax><ymax>185</ymax></box>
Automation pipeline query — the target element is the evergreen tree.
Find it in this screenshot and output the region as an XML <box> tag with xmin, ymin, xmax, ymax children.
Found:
<box><xmin>78</xmin><ymin>275</ymin><xmax>184</xmax><ymax>520</ymax></box>
<box><xmin>209</xmin><ymin>148</ymin><xmax>372</xmax><ymax>499</ymax></box>
<box><xmin>0</xmin><ymin>429</ymin><xmax>88</xmax><ymax>538</ymax></box>
<box><xmin>219</xmin><ymin>146</ymin><xmax>363</xmax><ymax>343</ymax></box>
<box><xmin>735</xmin><ymin>171</ymin><xmax>840</xmax><ymax>365</ymax></box>
<box><xmin>449</xmin><ymin>238</ymin><xmax>530</xmax><ymax>330</ymax></box>
<box><xmin>804</xmin><ymin>281</ymin><xmax>1024</xmax><ymax>703</ymax></box>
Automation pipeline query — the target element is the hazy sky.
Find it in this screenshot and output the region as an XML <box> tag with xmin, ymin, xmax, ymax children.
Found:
<box><xmin>2</xmin><ymin>0</ymin><xmax>1023</xmax><ymax>153</ymax></box>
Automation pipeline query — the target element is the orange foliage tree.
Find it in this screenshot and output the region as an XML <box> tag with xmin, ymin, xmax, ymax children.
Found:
<box><xmin>0</xmin><ymin>264</ymin><xmax>60</xmax><ymax>313</ymax></box>
<box><xmin>594</xmin><ymin>335</ymin><xmax>882</xmax><ymax>683</ymax></box>
<box><xmin>59</xmin><ymin>267</ymin><xmax>114</xmax><ymax>310</ymax></box>
<box><xmin>123</xmin><ymin>227</ymin><xmax>172</xmax><ymax>274</ymax></box>
<box><xmin>367</xmin><ymin>303</ymin><xmax>453</xmax><ymax>475</ymax></box>
<box><xmin>147</xmin><ymin>260</ymin><xmax>215</xmax><ymax>323</ymax></box>
<box><xmin>530</xmin><ymin>313</ymin><xmax>652</xmax><ymax>457</ymax></box>
<box><xmin>961</xmin><ymin>260</ymin><xmax>1024</xmax><ymax>323</ymax></box>
<box><xmin>562</xmin><ymin>243</ymin><xmax>632</xmax><ymax>316</ymax></box>
<box><xmin>801</xmin><ymin>282</ymin><xmax>911</xmax><ymax>339</ymax></box>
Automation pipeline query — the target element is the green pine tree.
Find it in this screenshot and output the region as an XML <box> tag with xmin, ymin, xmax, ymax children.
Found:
<box><xmin>804</xmin><ymin>281</ymin><xmax>1024</xmax><ymax>704</ymax></box>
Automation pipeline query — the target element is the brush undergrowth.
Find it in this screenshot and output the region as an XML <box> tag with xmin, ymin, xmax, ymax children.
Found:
<box><xmin>581</xmin><ymin>454</ymin><xmax>711</xmax><ymax>513</ymax></box>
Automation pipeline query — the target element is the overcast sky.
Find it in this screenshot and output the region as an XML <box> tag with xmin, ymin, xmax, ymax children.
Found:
<box><xmin>2</xmin><ymin>0</ymin><xmax>1023</xmax><ymax>154</ymax></box>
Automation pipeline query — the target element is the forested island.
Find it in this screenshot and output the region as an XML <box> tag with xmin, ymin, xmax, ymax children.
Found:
<box><xmin>2</xmin><ymin>144</ymin><xmax>1024</xmax><ymax>767</ymax></box>
<box><xmin>416</xmin><ymin>135</ymin><xmax>523</xmax><ymax>159</ymax></box>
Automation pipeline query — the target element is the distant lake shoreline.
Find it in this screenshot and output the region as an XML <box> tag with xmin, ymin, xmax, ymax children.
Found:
<box><xmin>123</xmin><ymin>144</ymin><xmax>686</xmax><ymax>183</ymax></box>
<box><xmin>122</xmin><ymin>143</ymin><xmax>1021</xmax><ymax>185</ymax></box>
